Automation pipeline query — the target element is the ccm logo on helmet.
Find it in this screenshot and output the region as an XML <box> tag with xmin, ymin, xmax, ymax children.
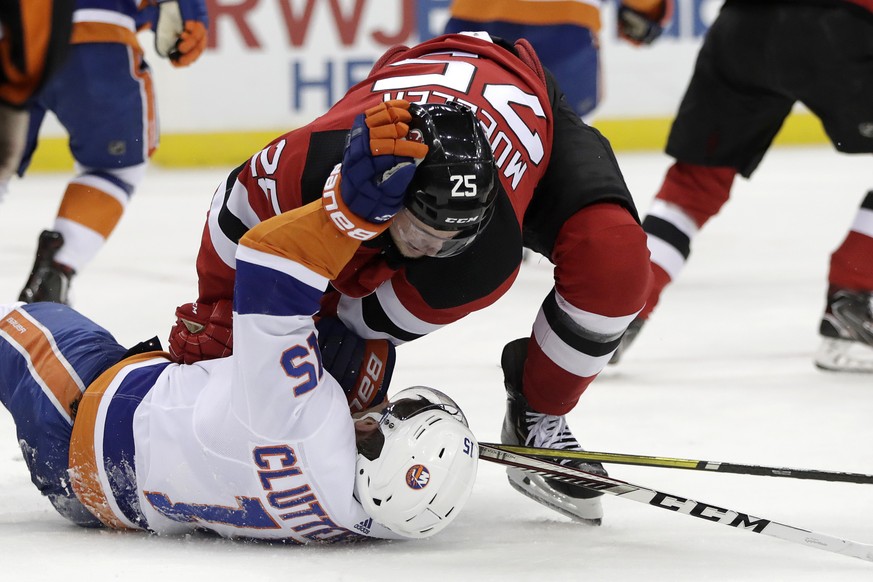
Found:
<box><xmin>445</xmin><ymin>215</ymin><xmax>481</xmax><ymax>224</ymax></box>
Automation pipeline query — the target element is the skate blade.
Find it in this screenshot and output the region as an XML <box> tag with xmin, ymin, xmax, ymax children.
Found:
<box><xmin>815</xmin><ymin>338</ymin><xmax>873</xmax><ymax>373</ymax></box>
<box><xmin>506</xmin><ymin>468</ymin><xmax>602</xmax><ymax>526</ymax></box>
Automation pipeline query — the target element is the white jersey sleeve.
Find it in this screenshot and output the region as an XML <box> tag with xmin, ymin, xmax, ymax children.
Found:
<box><xmin>68</xmin><ymin>201</ymin><xmax>404</xmax><ymax>542</ymax></box>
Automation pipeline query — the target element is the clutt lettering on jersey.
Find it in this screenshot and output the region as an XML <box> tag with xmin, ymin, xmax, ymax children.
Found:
<box><xmin>254</xmin><ymin>444</ymin><xmax>355</xmax><ymax>542</ymax></box>
<box><xmin>144</xmin><ymin>444</ymin><xmax>356</xmax><ymax>542</ymax></box>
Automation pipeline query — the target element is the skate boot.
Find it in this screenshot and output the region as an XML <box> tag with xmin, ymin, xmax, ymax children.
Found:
<box><xmin>815</xmin><ymin>286</ymin><xmax>873</xmax><ymax>373</ymax></box>
<box><xmin>608</xmin><ymin>317</ymin><xmax>645</xmax><ymax>365</ymax></box>
<box><xmin>18</xmin><ymin>230</ymin><xmax>75</xmax><ymax>305</ymax></box>
<box><xmin>500</xmin><ymin>338</ymin><xmax>607</xmax><ymax>525</ymax></box>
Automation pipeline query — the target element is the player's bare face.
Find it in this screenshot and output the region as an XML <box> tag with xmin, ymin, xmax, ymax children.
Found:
<box><xmin>389</xmin><ymin>209</ymin><xmax>459</xmax><ymax>258</ymax></box>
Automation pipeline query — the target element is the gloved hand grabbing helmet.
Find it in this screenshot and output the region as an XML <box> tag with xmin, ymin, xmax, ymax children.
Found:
<box><xmin>322</xmin><ymin>99</ymin><xmax>429</xmax><ymax>240</ymax></box>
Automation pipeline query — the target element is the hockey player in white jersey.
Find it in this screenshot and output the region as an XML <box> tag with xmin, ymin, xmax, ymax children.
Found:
<box><xmin>0</xmin><ymin>100</ymin><xmax>478</xmax><ymax>541</ymax></box>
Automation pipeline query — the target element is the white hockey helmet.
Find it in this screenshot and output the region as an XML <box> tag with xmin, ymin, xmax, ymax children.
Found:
<box><xmin>354</xmin><ymin>386</ymin><xmax>479</xmax><ymax>538</ymax></box>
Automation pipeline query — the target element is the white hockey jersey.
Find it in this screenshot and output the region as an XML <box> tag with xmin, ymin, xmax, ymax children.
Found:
<box><xmin>68</xmin><ymin>201</ymin><xmax>402</xmax><ymax>542</ymax></box>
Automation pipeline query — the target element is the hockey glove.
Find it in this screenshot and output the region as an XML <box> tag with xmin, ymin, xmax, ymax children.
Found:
<box><xmin>155</xmin><ymin>0</ymin><xmax>209</xmax><ymax>67</ymax></box>
<box><xmin>167</xmin><ymin>300</ymin><xmax>233</xmax><ymax>364</ymax></box>
<box><xmin>618</xmin><ymin>0</ymin><xmax>673</xmax><ymax>46</ymax></box>
<box><xmin>315</xmin><ymin>316</ymin><xmax>395</xmax><ymax>413</ymax></box>
<box><xmin>322</xmin><ymin>99</ymin><xmax>428</xmax><ymax>241</ymax></box>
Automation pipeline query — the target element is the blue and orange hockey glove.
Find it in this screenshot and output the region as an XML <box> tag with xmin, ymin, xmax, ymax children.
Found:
<box><xmin>618</xmin><ymin>0</ymin><xmax>673</xmax><ymax>46</ymax></box>
<box><xmin>322</xmin><ymin>99</ymin><xmax>429</xmax><ymax>240</ymax></box>
<box><xmin>154</xmin><ymin>0</ymin><xmax>209</xmax><ymax>67</ymax></box>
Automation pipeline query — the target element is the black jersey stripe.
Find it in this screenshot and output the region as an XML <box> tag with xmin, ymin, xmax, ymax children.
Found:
<box><xmin>541</xmin><ymin>290</ymin><xmax>623</xmax><ymax>358</ymax></box>
<box><xmin>301</xmin><ymin>130</ymin><xmax>348</xmax><ymax>204</ymax></box>
<box><xmin>217</xmin><ymin>162</ymin><xmax>249</xmax><ymax>244</ymax></box>
<box><xmin>643</xmin><ymin>215</ymin><xmax>691</xmax><ymax>259</ymax></box>
<box><xmin>360</xmin><ymin>294</ymin><xmax>423</xmax><ymax>343</ymax></box>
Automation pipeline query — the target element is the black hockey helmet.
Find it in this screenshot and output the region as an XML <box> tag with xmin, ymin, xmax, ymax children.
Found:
<box><xmin>402</xmin><ymin>102</ymin><xmax>498</xmax><ymax>255</ymax></box>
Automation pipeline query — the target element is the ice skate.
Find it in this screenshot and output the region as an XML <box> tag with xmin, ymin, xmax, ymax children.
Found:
<box><xmin>18</xmin><ymin>230</ymin><xmax>75</xmax><ymax>305</ymax></box>
<box><xmin>500</xmin><ymin>338</ymin><xmax>606</xmax><ymax>525</ymax></box>
<box><xmin>815</xmin><ymin>287</ymin><xmax>873</xmax><ymax>373</ymax></box>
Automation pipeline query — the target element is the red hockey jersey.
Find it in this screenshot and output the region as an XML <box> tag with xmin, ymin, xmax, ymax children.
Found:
<box><xmin>192</xmin><ymin>33</ymin><xmax>646</xmax><ymax>415</ymax></box>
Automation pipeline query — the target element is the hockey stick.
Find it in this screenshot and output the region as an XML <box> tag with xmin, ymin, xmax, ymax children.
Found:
<box><xmin>478</xmin><ymin>443</ymin><xmax>873</xmax><ymax>563</ymax></box>
<box><xmin>482</xmin><ymin>443</ymin><xmax>873</xmax><ymax>484</ymax></box>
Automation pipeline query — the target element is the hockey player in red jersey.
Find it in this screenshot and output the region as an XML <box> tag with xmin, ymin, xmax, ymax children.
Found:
<box><xmin>14</xmin><ymin>0</ymin><xmax>209</xmax><ymax>306</ymax></box>
<box><xmin>168</xmin><ymin>32</ymin><xmax>652</xmax><ymax>525</ymax></box>
<box><xmin>0</xmin><ymin>99</ymin><xmax>478</xmax><ymax>541</ymax></box>
<box><xmin>610</xmin><ymin>0</ymin><xmax>873</xmax><ymax>372</ymax></box>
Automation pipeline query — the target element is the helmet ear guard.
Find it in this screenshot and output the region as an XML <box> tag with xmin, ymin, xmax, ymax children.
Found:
<box><xmin>354</xmin><ymin>387</ymin><xmax>479</xmax><ymax>538</ymax></box>
<box><xmin>403</xmin><ymin>102</ymin><xmax>499</xmax><ymax>238</ymax></box>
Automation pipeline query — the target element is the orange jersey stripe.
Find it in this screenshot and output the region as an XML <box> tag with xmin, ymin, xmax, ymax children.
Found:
<box><xmin>240</xmin><ymin>200</ymin><xmax>362</xmax><ymax>282</ymax></box>
<box><xmin>450</xmin><ymin>0</ymin><xmax>602</xmax><ymax>31</ymax></box>
<box><xmin>57</xmin><ymin>182</ymin><xmax>125</xmax><ymax>238</ymax></box>
<box><xmin>129</xmin><ymin>47</ymin><xmax>158</xmax><ymax>157</ymax></box>
<box><xmin>0</xmin><ymin>0</ymin><xmax>58</xmax><ymax>105</ymax></box>
<box><xmin>70</xmin><ymin>21</ymin><xmax>140</xmax><ymax>48</ymax></box>
<box><xmin>69</xmin><ymin>352</ymin><xmax>170</xmax><ymax>529</ymax></box>
<box><xmin>0</xmin><ymin>308</ymin><xmax>84</xmax><ymax>421</ymax></box>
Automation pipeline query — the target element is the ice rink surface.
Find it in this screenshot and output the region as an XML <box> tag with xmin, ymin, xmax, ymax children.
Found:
<box><xmin>1</xmin><ymin>145</ymin><xmax>872</xmax><ymax>580</ymax></box>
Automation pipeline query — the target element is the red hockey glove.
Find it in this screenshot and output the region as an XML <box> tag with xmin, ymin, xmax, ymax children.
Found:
<box><xmin>322</xmin><ymin>99</ymin><xmax>429</xmax><ymax>241</ymax></box>
<box><xmin>167</xmin><ymin>300</ymin><xmax>233</xmax><ymax>364</ymax></box>
<box><xmin>618</xmin><ymin>0</ymin><xmax>673</xmax><ymax>46</ymax></box>
<box><xmin>154</xmin><ymin>0</ymin><xmax>209</xmax><ymax>67</ymax></box>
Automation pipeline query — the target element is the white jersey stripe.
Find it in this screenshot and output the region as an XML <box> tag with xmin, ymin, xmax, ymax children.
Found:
<box><xmin>336</xmin><ymin>280</ymin><xmax>445</xmax><ymax>343</ymax></box>
<box><xmin>851</xmin><ymin>207</ymin><xmax>873</xmax><ymax>239</ymax></box>
<box><xmin>225</xmin><ymin>179</ymin><xmax>263</xmax><ymax>233</ymax></box>
<box><xmin>375</xmin><ymin>280</ymin><xmax>445</xmax><ymax>337</ymax></box>
<box><xmin>553</xmin><ymin>289</ymin><xmax>639</xmax><ymax>337</ymax></box>
<box><xmin>73</xmin><ymin>9</ymin><xmax>136</xmax><ymax>30</ymax></box>
<box><xmin>16</xmin><ymin>309</ymin><xmax>86</xmax><ymax>393</ymax></box>
<box><xmin>0</xmin><ymin>328</ymin><xmax>72</xmax><ymax>425</ymax></box>
<box><xmin>236</xmin><ymin>245</ymin><xmax>329</xmax><ymax>291</ymax></box>
<box><xmin>92</xmin><ymin>360</ymin><xmax>156</xmax><ymax>531</ymax></box>
<box><xmin>648</xmin><ymin>199</ymin><xmax>699</xmax><ymax>239</ymax></box>
<box><xmin>532</xmin><ymin>311</ymin><xmax>612</xmax><ymax>377</ymax></box>
<box><xmin>647</xmin><ymin>235</ymin><xmax>687</xmax><ymax>281</ymax></box>
<box><xmin>207</xmin><ymin>183</ymin><xmax>240</xmax><ymax>270</ymax></box>
<box><xmin>70</xmin><ymin>173</ymin><xmax>130</xmax><ymax>207</ymax></box>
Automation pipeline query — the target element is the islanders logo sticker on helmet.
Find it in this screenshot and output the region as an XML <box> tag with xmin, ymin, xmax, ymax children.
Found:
<box><xmin>405</xmin><ymin>464</ymin><xmax>431</xmax><ymax>489</ymax></box>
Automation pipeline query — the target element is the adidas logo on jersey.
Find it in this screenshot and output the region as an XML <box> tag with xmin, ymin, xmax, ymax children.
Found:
<box><xmin>354</xmin><ymin>517</ymin><xmax>373</xmax><ymax>534</ymax></box>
